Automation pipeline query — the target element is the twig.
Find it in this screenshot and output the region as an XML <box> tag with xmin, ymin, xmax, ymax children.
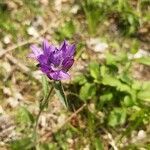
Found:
<box><xmin>0</xmin><ymin>126</ymin><xmax>16</xmax><ymax>139</ymax></box>
<box><xmin>0</xmin><ymin>27</ymin><xmax>48</xmax><ymax>58</ymax></box>
<box><xmin>6</xmin><ymin>54</ymin><xmax>30</xmax><ymax>73</ymax></box>
<box><xmin>0</xmin><ymin>10</ymin><xmax>60</xmax><ymax>58</ymax></box>
<box><xmin>6</xmin><ymin>54</ymin><xmax>43</xmax><ymax>82</ymax></box>
<box><xmin>53</xmin><ymin>103</ymin><xmax>87</xmax><ymax>133</ymax></box>
<box><xmin>101</xmin><ymin>127</ymin><xmax>118</xmax><ymax>150</ymax></box>
<box><xmin>0</xmin><ymin>38</ymin><xmax>35</xmax><ymax>58</ymax></box>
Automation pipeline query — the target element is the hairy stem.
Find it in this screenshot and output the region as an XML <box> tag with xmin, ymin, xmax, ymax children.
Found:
<box><xmin>33</xmin><ymin>86</ymin><xmax>54</xmax><ymax>147</ymax></box>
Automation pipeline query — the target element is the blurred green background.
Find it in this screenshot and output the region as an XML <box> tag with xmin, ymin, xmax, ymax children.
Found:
<box><xmin>0</xmin><ymin>0</ymin><xmax>150</xmax><ymax>149</ymax></box>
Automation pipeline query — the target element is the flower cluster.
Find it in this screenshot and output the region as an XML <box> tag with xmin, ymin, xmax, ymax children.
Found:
<box><xmin>29</xmin><ymin>40</ymin><xmax>76</xmax><ymax>80</ymax></box>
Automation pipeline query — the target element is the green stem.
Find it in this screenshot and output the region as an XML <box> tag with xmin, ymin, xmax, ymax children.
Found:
<box><xmin>33</xmin><ymin>86</ymin><xmax>54</xmax><ymax>147</ymax></box>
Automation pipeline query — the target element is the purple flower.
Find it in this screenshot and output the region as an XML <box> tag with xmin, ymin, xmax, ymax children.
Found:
<box><xmin>29</xmin><ymin>39</ymin><xmax>76</xmax><ymax>80</ymax></box>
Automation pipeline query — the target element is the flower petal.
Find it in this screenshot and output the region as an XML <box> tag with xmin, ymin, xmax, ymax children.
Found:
<box><xmin>29</xmin><ymin>39</ymin><xmax>75</xmax><ymax>81</ymax></box>
<box><xmin>49</xmin><ymin>70</ymin><xmax>70</xmax><ymax>80</ymax></box>
<box><xmin>67</xmin><ymin>44</ymin><xmax>76</xmax><ymax>56</ymax></box>
<box><xmin>42</xmin><ymin>39</ymin><xmax>49</xmax><ymax>55</ymax></box>
<box><xmin>39</xmin><ymin>64</ymin><xmax>51</xmax><ymax>74</ymax></box>
<box><xmin>51</xmin><ymin>51</ymin><xmax>63</xmax><ymax>66</ymax></box>
<box><xmin>62</xmin><ymin>44</ymin><xmax>75</xmax><ymax>58</ymax></box>
<box><xmin>37</xmin><ymin>54</ymin><xmax>48</xmax><ymax>64</ymax></box>
<box><xmin>42</xmin><ymin>40</ymin><xmax>56</xmax><ymax>56</ymax></box>
<box><xmin>62</xmin><ymin>58</ymin><xmax>74</xmax><ymax>70</ymax></box>
<box><xmin>59</xmin><ymin>40</ymin><xmax>67</xmax><ymax>51</ymax></box>
<box><xmin>30</xmin><ymin>45</ymin><xmax>43</xmax><ymax>59</ymax></box>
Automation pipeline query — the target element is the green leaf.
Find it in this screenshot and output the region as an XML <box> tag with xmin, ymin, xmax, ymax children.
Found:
<box><xmin>106</xmin><ymin>53</ymin><xmax>117</xmax><ymax>65</ymax></box>
<box><xmin>53</xmin><ymin>81</ymin><xmax>68</xmax><ymax>108</ymax></box>
<box><xmin>16</xmin><ymin>107</ymin><xmax>34</xmax><ymax>125</ymax></box>
<box><xmin>131</xmin><ymin>80</ymin><xmax>142</xmax><ymax>90</ymax></box>
<box><xmin>40</xmin><ymin>143</ymin><xmax>57</xmax><ymax>150</ymax></box>
<box><xmin>106</xmin><ymin>52</ymin><xmax>128</xmax><ymax>65</ymax></box>
<box><xmin>10</xmin><ymin>137</ymin><xmax>33</xmax><ymax>150</ymax></box>
<box><xmin>73</xmin><ymin>75</ymin><xmax>87</xmax><ymax>85</ymax></box>
<box><xmin>102</xmin><ymin>75</ymin><xmax>131</xmax><ymax>93</ymax></box>
<box><xmin>100</xmin><ymin>65</ymin><xmax>108</xmax><ymax>77</ymax></box>
<box><xmin>94</xmin><ymin>138</ymin><xmax>104</xmax><ymax>150</ymax></box>
<box><xmin>123</xmin><ymin>96</ymin><xmax>134</xmax><ymax>106</ymax></box>
<box><xmin>89</xmin><ymin>62</ymin><xmax>100</xmax><ymax>80</ymax></box>
<box><xmin>75</xmin><ymin>42</ymin><xmax>85</xmax><ymax>60</ymax></box>
<box><xmin>137</xmin><ymin>82</ymin><xmax>150</xmax><ymax>101</ymax></box>
<box><xmin>79</xmin><ymin>83</ymin><xmax>96</xmax><ymax>101</ymax></box>
<box><xmin>100</xmin><ymin>92</ymin><xmax>113</xmax><ymax>102</ymax></box>
<box><xmin>108</xmin><ymin>108</ymin><xmax>127</xmax><ymax>127</ymax></box>
<box><xmin>42</xmin><ymin>75</ymin><xmax>49</xmax><ymax>98</ymax></box>
<box><xmin>56</xmin><ymin>21</ymin><xmax>75</xmax><ymax>40</ymax></box>
<box><xmin>137</xmin><ymin>90</ymin><xmax>150</xmax><ymax>102</ymax></box>
<box><xmin>119</xmin><ymin>73</ymin><xmax>133</xmax><ymax>85</ymax></box>
<box><xmin>82</xmin><ymin>0</ymin><xmax>104</xmax><ymax>34</ymax></box>
<box><xmin>131</xmin><ymin>40</ymin><xmax>139</xmax><ymax>54</ymax></box>
<box><xmin>135</xmin><ymin>57</ymin><xmax>150</xmax><ymax>66</ymax></box>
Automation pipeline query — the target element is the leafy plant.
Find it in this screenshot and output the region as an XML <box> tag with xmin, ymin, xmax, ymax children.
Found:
<box><xmin>115</xmin><ymin>1</ymin><xmax>140</xmax><ymax>36</ymax></box>
<box><xmin>81</xmin><ymin>0</ymin><xmax>106</xmax><ymax>34</ymax></box>
<box><xmin>74</xmin><ymin>51</ymin><xmax>150</xmax><ymax>128</ymax></box>
<box><xmin>16</xmin><ymin>107</ymin><xmax>34</xmax><ymax>126</ymax></box>
<box><xmin>81</xmin><ymin>0</ymin><xmax>143</xmax><ymax>36</ymax></box>
<box><xmin>55</xmin><ymin>21</ymin><xmax>76</xmax><ymax>41</ymax></box>
<box><xmin>10</xmin><ymin>137</ymin><xmax>34</xmax><ymax>150</ymax></box>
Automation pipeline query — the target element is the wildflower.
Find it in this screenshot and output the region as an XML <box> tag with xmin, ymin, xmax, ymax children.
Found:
<box><xmin>29</xmin><ymin>39</ymin><xmax>76</xmax><ymax>80</ymax></box>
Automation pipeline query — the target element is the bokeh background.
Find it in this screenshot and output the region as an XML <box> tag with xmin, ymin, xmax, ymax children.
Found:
<box><xmin>0</xmin><ymin>0</ymin><xmax>150</xmax><ymax>149</ymax></box>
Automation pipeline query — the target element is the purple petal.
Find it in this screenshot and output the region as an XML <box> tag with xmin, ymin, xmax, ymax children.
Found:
<box><xmin>51</xmin><ymin>51</ymin><xmax>63</xmax><ymax>66</ymax></box>
<box><xmin>62</xmin><ymin>58</ymin><xmax>74</xmax><ymax>70</ymax></box>
<box><xmin>49</xmin><ymin>45</ymin><xmax>56</xmax><ymax>53</ymax></box>
<box><xmin>29</xmin><ymin>39</ymin><xmax>75</xmax><ymax>81</ymax></box>
<box><xmin>62</xmin><ymin>44</ymin><xmax>75</xmax><ymax>59</ymax></box>
<box><xmin>37</xmin><ymin>54</ymin><xmax>48</xmax><ymax>64</ymax></box>
<box><xmin>42</xmin><ymin>39</ymin><xmax>49</xmax><ymax>55</ymax></box>
<box><xmin>49</xmin><ymin>70</ymin><xmax>70</xmax><ymax>80</ymax></box>
<box><xmin>42</xmin><ymin>40</ymin><xmax>56</xmax><ymax>56</ymax></box>
<box><xmin>30</xmin><ymin>45</ymin><xmax>43</xmax><ymax>59</ymax></box>
<box><xmin>67</xmin><ymin>44</ymin><xmax>75</xmax><ymax>56</ymax></box>
<box><xmin>40</xmin><ymin>64</ymin><xmax>51</xmax><ymax>74</ymax></box>
<box><xmin>59</xmin><ymin>40</ymin><xmax>67</xmax><ymax>51</ymax></box>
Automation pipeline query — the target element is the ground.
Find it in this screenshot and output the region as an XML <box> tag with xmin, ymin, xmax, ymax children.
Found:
<box><xmin>0</xmin><ymin>0</ymin><xmax>150</xmax><ymax>149</ymax></box>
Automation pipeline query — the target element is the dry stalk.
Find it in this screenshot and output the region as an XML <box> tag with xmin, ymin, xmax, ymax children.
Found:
<box><xmin>101</xmin><ymin>127</ymin><xmax>118</xmax><ymax>150</ymax></box>
<box><xmin>53</xmin><ymin>103</ymin><xmax>87</xmax><ymax>133</ymax></box>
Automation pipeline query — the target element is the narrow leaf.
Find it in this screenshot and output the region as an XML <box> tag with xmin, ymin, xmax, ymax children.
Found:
<box><xmin>53</xmin><ymin>81</ymin><xmax>68</xmax><ymax>109</ymax></box>
<box><xmin>135</xmin><ymin>57</ymin><xmax>150</xmax><ymax>66</ymax></box>
<box><xmin>79</xmin><ymin>83</ymin><xmax>96</xmax><ymax>101</ymax></box>
<box><xmin>41</xmin><ymin>75</ymin><xmax>49</xmax><ymax>98</ymax></box>
<box><xmin>89</xmin><ymin>62</ymin><xmax>100</xmax><ymax>80</ymax></box>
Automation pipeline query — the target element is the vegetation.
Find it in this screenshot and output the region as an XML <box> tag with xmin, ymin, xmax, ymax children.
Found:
<box><xmin>0</xmin><ymin>0</ymin><xmax>150</xmax><ymax>149</ymax></box>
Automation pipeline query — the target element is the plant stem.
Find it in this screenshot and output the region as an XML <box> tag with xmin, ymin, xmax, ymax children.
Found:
<box><xmin>33</xmin><ymin>86</ymin><xmax>54</xmax><ymax>147</ymax></box>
